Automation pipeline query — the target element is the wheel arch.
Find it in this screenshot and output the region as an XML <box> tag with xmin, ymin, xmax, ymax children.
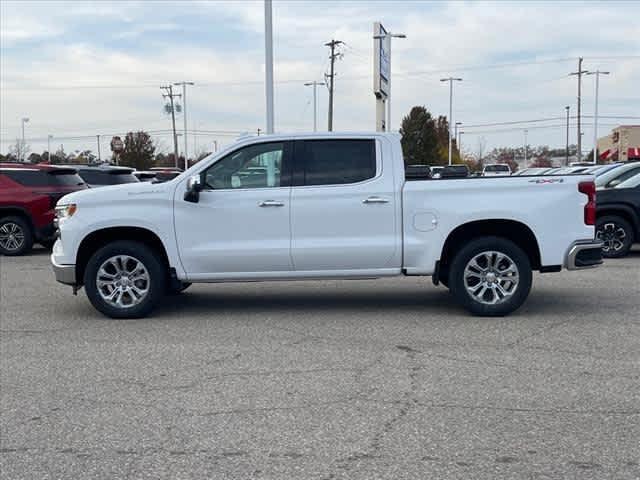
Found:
<box><xmin>0</xmin><ymin>207</ymin><xmax>35</xmax><ymax>231</ymax></box>
<box><xmin>76</xmin><ymin>226</ymin><xmax>171</xmax><ymax>285</ymax></box>
<box><xmin>439</xmin><ymin>219</ymin><xmax>542</xmax><ymax>281</ymax></box>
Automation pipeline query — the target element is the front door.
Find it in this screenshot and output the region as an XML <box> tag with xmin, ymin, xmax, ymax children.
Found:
<box><xmin>174</xmin><ymin>141</ymin><xmax>293</xmax><ymax>280</ymax></box>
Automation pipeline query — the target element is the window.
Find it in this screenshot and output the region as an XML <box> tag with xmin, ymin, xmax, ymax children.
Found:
<box><xmin>302</xmin><ymin>139</ymin><xmax>376</xmax><ymax>186</ymax></box>
<box><xmin>203</xmin><ymin>142</ymin><xmax>284</xmax><ymax>190</ymax></box>
<box><xmin>4</xmin><ymin>170</ymin><xmax>85</xmax><ymax>187</ymax></box>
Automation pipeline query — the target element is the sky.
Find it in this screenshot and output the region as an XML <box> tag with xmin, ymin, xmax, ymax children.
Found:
<box><xmin>1</xmin><ymin>0</ymin><xmax>639</xmax><ymax>158</ymax></box>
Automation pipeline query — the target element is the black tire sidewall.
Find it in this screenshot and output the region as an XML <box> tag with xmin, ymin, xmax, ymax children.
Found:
<box><xmin>0</xmin><ymin>216</ymin><xmax>33</xmax><ymax>256</ymax></box>
<box><xmin>596</xmin><ymin>215</ymin><xmax>634</xmax><ymax>258</ymax></box>
<box><xmin>84</xmin><ymin>241</ymin><xmax>166</xmax><ymax>318</ymax></box>
<box><xmin>449</xmin><ymin>236</ymin><xmax>533</xmax><ymax>317</ymax></box>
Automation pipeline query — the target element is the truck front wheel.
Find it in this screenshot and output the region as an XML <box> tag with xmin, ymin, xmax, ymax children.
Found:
<box><xmin>84</xmin><ymin>241</ymin><xmax>166</xmax><ymax>319</ymax></box>
<box><xmin>449</xmin><ymin>236</ymin><xmax>532</xmax><ymax>316</ymax></box>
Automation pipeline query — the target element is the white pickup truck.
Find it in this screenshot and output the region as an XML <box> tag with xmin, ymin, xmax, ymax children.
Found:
<box><xmin>52</xmin><ymin>133</ymin><xmax>602</xmax><ymax>318</ymax></box>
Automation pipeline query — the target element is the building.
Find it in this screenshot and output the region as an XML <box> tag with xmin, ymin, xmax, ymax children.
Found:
<box><xmin>598</xmin><ymin>125</ymin><xmax>640</xmax><ymax>162</ymax></box>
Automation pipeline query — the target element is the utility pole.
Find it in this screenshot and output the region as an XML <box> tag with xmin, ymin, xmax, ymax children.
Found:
<box><xmin>264</xmin><ymin>0</ymin><xmax>274</xmax><ymax>134</ymax></box>
<box><xmin>586</xmin><ymin>70</ymin><xmax>610</xmax><ymax>164</ymax></box>
<box><xmin>454</xmin><ymin>122</ymin><xmax>462</xmax><ymax>151</ymax></box>
<box><xmin>174</xmin><ymin>81</ymin><xmax>194</xmax><ymax>170</ymax></box>
<box><xmin>569</xmin><ymin>57</ymin><xmax>588</xmax><ymax>162</ymax></box>
<box><xmin>565</xmin><ymin>106</ymin><xmax>570</xmax><ymax>165</ymax></box>
<box><xmin>47</xmin><ymin>135</ymin><xmax>52</xmax><ymax>163</ymax></box>
<box><xmin>96</xmin><ymin>135</ymin><xmax>101</xmax><ymax>163</ymax></box>
<box><xmin>161</xmin><ymin>85</ymin><xmax>181</xmax><ymax>168</ymax></box>
<box><xmin>325</xmin><ymin>39</ymin><xmax>343</xmax><ymax>132</ymax></box>
<box><xmin>21</xmin><ymin>117</ymin><xmax>29</xmax><ymax>162</ymax></box>
<box><xmin>524</xmin><ymin>129</ymin><xmax>528</xmax><ymax>167</ymax></box>
<box><xmin>304</xmin><ymin>81</ymin><xmax>325</xmax><ymax>132</ymax></box>
<box><xmin>440</xmin><ymin>77</ymin><xmax>462</xmax><ymax>165</ymax></box>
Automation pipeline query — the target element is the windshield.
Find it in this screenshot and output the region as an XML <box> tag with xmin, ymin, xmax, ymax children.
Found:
<box><xmin>596</xmin><ymin>162</ymin><xmax>640</xmax><ymax>187</ymax></box>
<box><xmin>614</xmin><ymin>171</ymin><xmax>640</xmax><ymax>189</ymax></box>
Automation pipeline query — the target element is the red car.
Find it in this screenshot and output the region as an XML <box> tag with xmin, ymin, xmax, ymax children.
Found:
<box><xmin>0</xmin><ymin>163</ymin><xmax>87</xmax><ymax>255</ymax></box>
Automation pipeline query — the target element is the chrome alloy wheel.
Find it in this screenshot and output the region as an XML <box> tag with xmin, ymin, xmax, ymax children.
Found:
<box><xmin>596</xmin><ymin>222</ymin><xmax>626</xmax><ymax>253</ymax></box>
<box><xmin>96</xmin><ymin>255</ymin><xmax>150</xmax><ymax>308</ymax></box>
<box><xmin>0</xmin><ymin>222</ymin><xmax>25</xmax><ymax>252</ymax></box>
<box><xmin>463</xmin><ymin>251</ymin><xmax>520</xmax><ymax>305</ymax></box>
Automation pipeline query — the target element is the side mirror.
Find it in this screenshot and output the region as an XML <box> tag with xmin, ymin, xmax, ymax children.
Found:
<box><xmin>184</xmin><ymin>174</ymin><xmax>203</xmax><ymax>203</ymax></box>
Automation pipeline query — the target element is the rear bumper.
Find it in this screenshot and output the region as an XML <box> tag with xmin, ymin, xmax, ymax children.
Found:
<box><xmin>566</xmin><ymin>240</ymin><xmax>603</xmax><ymax>270</ymax></box>
<box><xmin>51</xmin><ymin>255</ymin><xmax>76</xmax><ymax>285</ymax></box>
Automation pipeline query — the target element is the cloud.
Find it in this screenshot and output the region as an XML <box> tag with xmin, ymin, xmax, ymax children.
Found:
<box><xmin>1</xmin><ymin>0</ymin><xmax>639</xmax><ymax>155</ymax></box>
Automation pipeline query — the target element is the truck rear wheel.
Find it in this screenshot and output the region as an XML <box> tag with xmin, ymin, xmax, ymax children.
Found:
<box><xmin>84</xmin><ymin>241</ymin><xmax>166</xmax><ymax>318</ymax></box>
<box><xmin>449</xmin><ymin>236</ymin><xmax>532</xmax><ymax>316</ymax></box>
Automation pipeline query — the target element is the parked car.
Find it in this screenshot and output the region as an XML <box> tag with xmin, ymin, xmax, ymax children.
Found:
<box><xmin>150</xmin><ymin>169</ymin><xmax>182</xmax><ymax>183</ymax></box>
<box><xmin>429</xmin><ymin>166</ymin><xmax>444</xmax><ymax>178</ymax></box>
<box><xmin>0</xmin><ymin>164</ymin><xmax>87</xmax><ymax>255</ymax></box>
<box><xmin>439</xmin><ymin>164</ymin><xmax>469</xmax><ymax>178</ymax></box>
<box><xmin>76</xmin><ymin>165</ymin><xmax>139</xmax><ymax>187</ymax></box>
<box><xmin>595</xmin><ymin>171</ymin><xmax>640</xmax><ymax>258</ymax></box>
<box><xmin>596</xmin><ymin>161</ymin><xmax>640</xmax><ymax>189</ymax></box>
<box><xmin>52</xmin><ymin>133</ymin><xmax>602</xmax><ymax>319</ymax></box>
<box><xmin>513</xmin><ymin>167</ymin><xmax>552</xmax><ymax>176</ymax></box>
<box><xmin>133</xmin><ymin>171</ymin><xmax>158</xmax><ymax>182</ymax></box>
<box><xmin>482</xmin><ymin>164</ymin><xmax>511</xmax><ymax>176</ymax></box>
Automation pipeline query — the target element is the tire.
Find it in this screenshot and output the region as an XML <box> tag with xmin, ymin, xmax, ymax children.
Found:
<box><xmin>449</xmin><ymin>236</ymin><xmax>532</xmax><ymax>317</ymax></box>
<box><xmin>596</xmin><ymin>215</ymin><xmax>634</xmax><ymax>258</ymax></box>
<box><xmin>39</xmin><ymin>239</ymin><xmax>56</xmax><ymax>250</ymax></box>
<box><xmin>0</xmin><ymin>216</ymin><xmax>33</xmax><ymax>256</ymax></box>
<box><xmin>167</xmin><ymin>282</ymin><xmax>192</xmax><ymax>295</ymax></box>
<box><xmin>84</xmin><ymin>241</ymin><xmax>166</xmax><ymax>319</ymax></box>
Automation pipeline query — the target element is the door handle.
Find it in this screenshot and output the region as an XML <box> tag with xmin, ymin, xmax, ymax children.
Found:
<box><xmin>362</xmin><ymin>196</ymin><xmax>390</xmax><ymax>204</ymax></box>
<box><xmin>258</xmin><ymin>200</ymin><xmax>285</xmax><ymax>207</ymax></box>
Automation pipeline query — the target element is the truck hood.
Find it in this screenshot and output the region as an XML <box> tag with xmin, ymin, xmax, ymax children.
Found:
<box><xmin>57</xmin><ymin>180</ymin><xmax>174</xmax><ymax>206</ymax></box>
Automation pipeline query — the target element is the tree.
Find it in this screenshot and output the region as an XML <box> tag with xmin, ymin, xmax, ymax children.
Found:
<box><xmin>530</xmin><ymin>158</ymin><xmax>553</xmax><ymax>168</ymax></box>
<box><xmin>399</xmin><ymin>106</ymin><xmax>441</xmax><ymax>166</ymax></box>
<box><xmin>8</xmin><ymin>138</ymin><xmax>30</xmax><ymax>162</ymax></box>
<box><xmin>120</xmin><ymin>131</ymin><xmax>156</xmax><ymax>170</ymax></box>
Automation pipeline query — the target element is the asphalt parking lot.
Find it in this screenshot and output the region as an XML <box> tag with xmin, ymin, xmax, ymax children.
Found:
<box><xmin>1</xmin><ymin>248</ymin><xmax>639</xmax><ymax>480</ymax></box>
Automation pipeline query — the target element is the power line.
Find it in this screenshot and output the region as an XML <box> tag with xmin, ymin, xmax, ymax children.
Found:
<box><xmin>462</xmin><ymin>115</ymin><xmax>640</xmax><ymax>128</ymax></box>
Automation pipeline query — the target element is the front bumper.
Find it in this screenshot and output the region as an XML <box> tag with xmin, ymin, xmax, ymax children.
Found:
<box><xmin>51</xmin><ymin>255</ymin><xmax>76</xmax><ymax>285</ymax></box>
<box><xmin>566</xmin><ymin>240</ymin><xmax>604</xmax><ymax>270</ymax></box>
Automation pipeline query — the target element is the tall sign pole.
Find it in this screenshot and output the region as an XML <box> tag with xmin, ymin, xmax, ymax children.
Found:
<box><xmin>373</xmin><ymin>23</ymin><xmax>389</xmax><ymax>132</ymax></box>
<box><xmin>586</xmin><ymin>70</ymin><xmax>610</xmax><ymax>164</ymax></box>
<box><xmin>264</xmin><ymin>0</ymin><xmax>274</xmax><ymax>134</ymax></box>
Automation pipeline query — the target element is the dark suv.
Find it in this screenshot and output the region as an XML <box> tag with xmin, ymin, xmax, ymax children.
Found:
<box><xmin>0</xmin><ymin>164</ymin><xmax>87</xmax><ymax>255</ymax></box>
<box><xmin>596</xmin><ymin>175</ymin><xmax>640</xmax><ymax>258</ymax></box>
<box><xmin>76</xmin><ymin>164</ymin><xmax>139</xmax><ymax>187</ymax></box>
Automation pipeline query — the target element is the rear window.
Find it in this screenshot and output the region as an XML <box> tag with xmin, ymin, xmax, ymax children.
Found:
<box><xmin>78</xmin><ymin>170</ymin><xmax>139</xmax><ymax>185</ymax></box>
<box><xmin>2</xmin><ymin>170</ymin><xmax>85</xmax><ymax>187</ymax></box>
<box><xmin>302</xmin><ymin>139</ymin><xmax>376</xmax><ymax>186</ymax></box>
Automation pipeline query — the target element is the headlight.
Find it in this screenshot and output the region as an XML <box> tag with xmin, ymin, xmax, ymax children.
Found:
<box><xmin>55</xmin><ymin>204</ymin><xmax>77</xmax><ymax>219</ymax></box>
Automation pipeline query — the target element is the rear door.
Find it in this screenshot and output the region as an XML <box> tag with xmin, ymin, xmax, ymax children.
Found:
<box><xmin>290</xmin><ymin>138</ymin><xmax>398</xmax><ymax>273</ymax></box>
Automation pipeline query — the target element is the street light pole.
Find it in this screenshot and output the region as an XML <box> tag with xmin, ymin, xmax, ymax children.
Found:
<box><xmin>454</xmin><ymin>121</ymin><xmax>462</xmax><ymax>153</ymax></box>
<box><xmin>47</xmin><ymin>135</ymin><xmax>52</xmax><ymax>163</ymax></box>
<box><xmin>264</xmin><ymin>0</ymin><xmax>274</xmax><ymax>134</ymax></box>
<box><xmin>458</xmin><ymin>131</ymin><xmax>464</xmax><ymax>156</ymax></box>
<box><xmin>21</xmin><ymin>117</ymin><xmax>29</xmax><ymax>162</ymax></box>
<box><xmin>304</xmin><ymin>81</ymin><xmax>325</xmax><ymax>132</ymax></box>
<box><xmin>440</xmin><ymin>77</ymin><xmax>462</xmax><ymax>165</ymax></box>
<box><xmin>174</xmin><ymin>81</ymin><xmax>195</xmax><ymax>170</ymax></box>
<box><xmin>586</xmin><ymin>70</ymin><xmax>610</xmax><ymax>165</ymax></box>
<box><xmin>524</xmin><ymin>129</ymin><xmax>528</xmax><ymax>167</ymax></box>
<box><xmin>565</xmin><ymin>106</ymin><xmax>570</xmax><ymax>165</ymax></box>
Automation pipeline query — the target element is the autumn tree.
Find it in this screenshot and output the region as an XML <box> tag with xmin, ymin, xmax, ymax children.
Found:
<box><xmin>120</xmin><ymin>131</ymin><xmax>156</xmax><ymax>170</ymax></box>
